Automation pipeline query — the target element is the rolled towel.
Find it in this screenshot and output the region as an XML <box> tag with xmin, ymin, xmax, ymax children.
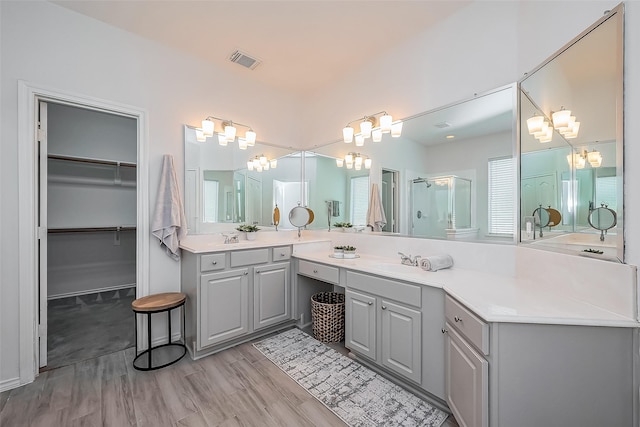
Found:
<box><xmin>420</xmin><ymin>255</ymin><xmax>454</xmax><ymax>271</ymax></box>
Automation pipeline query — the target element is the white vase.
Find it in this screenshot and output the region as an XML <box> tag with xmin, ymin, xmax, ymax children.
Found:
<box><xmin>343</xmin><ymin>250</ymin><xmax>356</xmax><ymax>258</ymax></box>
<box><xmin>246</xmin><ymin>232</ymin><xmax>256</xmax><ymax>241</ymax></box>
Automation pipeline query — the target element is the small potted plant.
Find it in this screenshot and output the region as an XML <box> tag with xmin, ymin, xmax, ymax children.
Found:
<box><xmin>333</xmin><ymin>245</ymin><xmax>344</xmax><ymax>258</ymax></box>
<box><xmin>334</xmin><ymin>222</ymin><xmax>353</xmax><ymax>232</ymax></box>
<box><xmin>236</xmin><ymin>224</ymin><xmax>260</xmax><ymax>240</ymax></box>
<box><xmin>343</xmin><ymin>245</ymin><xmax>357</xmax><ymax>258</ymax></box>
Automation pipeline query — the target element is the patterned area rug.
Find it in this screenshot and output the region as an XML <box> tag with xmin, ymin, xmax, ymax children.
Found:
<box><xmin>253</xmin><ymin>328</ymin><xmax>448</xmax><ymax>427</ymax></box>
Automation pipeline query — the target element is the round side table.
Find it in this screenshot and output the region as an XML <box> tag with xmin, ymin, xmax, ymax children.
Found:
<box><xmin>131</xmin><ymin>292</ymin><xmax>187</xmax><ymax>371</ymax></box>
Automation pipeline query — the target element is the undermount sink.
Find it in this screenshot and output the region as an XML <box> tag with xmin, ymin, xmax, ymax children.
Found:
<box><xmin>373</xmin><ymin>263</ymin><xmax>419</xmax><ymax>274</ymax></box>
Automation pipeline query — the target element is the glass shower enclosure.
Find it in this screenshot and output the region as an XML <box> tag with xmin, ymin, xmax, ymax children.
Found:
<box><xmin>410</xmin><ymin>175</ymin><xmax>472</xmax><ymax>239</ymax></box>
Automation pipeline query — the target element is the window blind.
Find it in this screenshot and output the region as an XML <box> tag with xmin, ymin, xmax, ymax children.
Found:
<box><xmin>488</xmin><ymin>157</ymin><xmax>515</xmax><ymax>235</ymax></box>
<box><xmin>350</xmin><ymin>176</ymin><xmax>370</xmax><ymax>226</ymax></box>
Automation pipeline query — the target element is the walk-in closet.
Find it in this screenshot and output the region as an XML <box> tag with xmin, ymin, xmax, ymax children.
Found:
<box><xmin>42</xmin><ymin>102</ymin><xmax>138</xmax><ymax>369</ymax></box>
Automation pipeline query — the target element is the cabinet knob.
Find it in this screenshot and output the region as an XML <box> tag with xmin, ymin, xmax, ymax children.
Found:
<box><xmin>441</xmin><ymin>328</ymin><xmax>448</xmax><ymax>334</ymax></box>
<box><xmin>244</xmin><ymin>271</ymin><xmax>248</xmax><ymax>275</ymax></box>
<box><xmin>454</xmin><ymin>316</ymin><xmax>462</xmax><ymax>322</ymax></box>
<box><xmin>212</xmin><ymin>261</ymin><xmax>217</xmax><ymax>265</ymax></box>
<box><xmin>381</xmin><ymin>305</ymin><xmax>387</xmax><ymax>310</ymax></box>
<box><xmin>367</xmin><ymin>301</ymin><xmax>373</xmax><ymax>306</ymax></box>
<box><xmin>280</xmin><ymin>252</ymin><xmax>286</xmax><ymax>257</ymax></box>
<box><xmin>313</xmin><ymin>269</ymin><xmax>318</xmax><ymax>273</ymax></box>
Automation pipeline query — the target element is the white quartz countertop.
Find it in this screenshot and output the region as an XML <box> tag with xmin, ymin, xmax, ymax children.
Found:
<box><xmin>294</xmin><ymin>251</ymin><xmax>639</xmax><ymax>328</ymax></box>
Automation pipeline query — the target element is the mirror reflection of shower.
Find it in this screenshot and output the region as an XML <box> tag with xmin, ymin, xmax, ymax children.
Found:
<box><xmin>410</xmin><ymin>175</ymin><xmax>473</xmax><ymax>240</ymax></box>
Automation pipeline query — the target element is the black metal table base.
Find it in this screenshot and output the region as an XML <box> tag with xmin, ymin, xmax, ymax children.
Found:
<box><xmin>133</xmin><ymin>301</ymin><xmax>186</xmax><ymax>371</ymax></box>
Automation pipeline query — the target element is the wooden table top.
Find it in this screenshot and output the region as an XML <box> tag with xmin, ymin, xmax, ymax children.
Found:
<box><xmin>132</xmin><ymin>292</ymin><xmax>186</xmax><ymax>312</ymax></box>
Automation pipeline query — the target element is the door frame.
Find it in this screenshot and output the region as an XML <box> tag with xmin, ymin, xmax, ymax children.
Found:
<box><xmin>17</xmin><ymin>80</ymin><xmax>149</xmax><ymax>384</ymax></box>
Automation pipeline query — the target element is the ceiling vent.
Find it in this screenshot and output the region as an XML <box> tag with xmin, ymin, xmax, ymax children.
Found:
<box><xmin>434</xmin><ymin>121</ymin><xmax>452</xmax><ymax>128</ymax></box>
<box><xmin>229</xmin><ymin>50</ymin><xmax>261</xmax><ymax>70</ymax></box>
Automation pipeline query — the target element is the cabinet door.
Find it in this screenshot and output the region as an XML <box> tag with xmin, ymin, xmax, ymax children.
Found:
<box><xmin>200</xmin><ymin>269</ymin><xmax>249</xmax><ymax>348</ymax></box>
<box><xmin>380</xmin><ymin>299</ymin><xmax>422</xmax><ymax>383</ymax></box>
<box><xmin>345</xmin><ymin>290</ymin><xmax>376</xmax><ymax>360</ymax></box>
<box><xmin>446</xmin><ymin>325</ymin><xmax>488</xmax><ymax>427</ymax></box>
<box><xmin>254</xmin><ymin>262</ymin><xmax>291</xmax><ymax>330</ymax></box>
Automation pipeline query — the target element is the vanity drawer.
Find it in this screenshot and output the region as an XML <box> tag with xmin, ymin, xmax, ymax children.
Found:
<box><xmin>200</xmin><ymin>253</ymin><xmax>226</xmax><ymax>272</ymax></box>
<box><xmin>273</xmin><ymin>246</ymin><xmax>292</xmax><ymax>261</ymax></box>
<box><xmin>298</xmin><ymin>260</ymin><xmax>340</xmax><ymax>285</ymax></box>
<box><xmin>347</xmin><ymin>271</ymin><xmax>421</xmax><ymax>308</ymax></box>
<box><xmin>445</xmin><ymin>295</ymin><xmax>489</xmax><ymax>355</ymax></box>
<box><xmin>231</xmin><ymin>249</ymin><xmax>269</xmax><ymax>267</ymax></box>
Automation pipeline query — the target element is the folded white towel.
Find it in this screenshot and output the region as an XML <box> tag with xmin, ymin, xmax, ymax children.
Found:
<box><xmin>420</xmin><ymin>255</ymin><xmax>453</xmax><ymax>271</ymax></box>
<box><xmin>152</xmin><ymin>155</ymin><xmax>188</xmax><ymax>261</ymax></box>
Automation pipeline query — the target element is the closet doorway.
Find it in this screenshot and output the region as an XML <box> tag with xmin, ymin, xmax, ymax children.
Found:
<box><xmin>38</xmin><ymin>101</ymin><xmax>139</xmax><ymax>369</ymax></box>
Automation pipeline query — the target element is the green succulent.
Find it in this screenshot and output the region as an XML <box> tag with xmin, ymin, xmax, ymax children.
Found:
<box><xmin>236</xmin><ymin>224</ymin><xmax>260</xmax><ymax>232</ymax></box>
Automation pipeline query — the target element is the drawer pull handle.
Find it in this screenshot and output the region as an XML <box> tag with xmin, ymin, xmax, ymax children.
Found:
<box><xmin>280</xmin><ymin>253</ymin><xmax>286</xmax><ymax>256</ymax></box>
<box><xmin>313</xmin><ymin>269</ymin><xmax>318</xmax><ymax>273</ymax></box>
<box><xmin>244</xmin><ymin>272</ymin><xmax>248</xmax><ymax>275</ymax></box>
<box><xmin>454</xmin><ymin>316</ymin><xmax>462</xmax><ymax>322</ymax></box>
<box><xmin>441</xmin><ymin>328</ymin><xmax>448</xmax><ymax>334</ymax></box>
<box><xmin>212</xmin><ymin>261</ymin><xmax>217</xmax><ymax>265</ymax></box>
<box><xmin>367</xmin><ymin>301</ymin><xmax>373</xmax><ymax>306</ymax></box>
<box><xmin>381</xmin><ymin>305</ymin><xmax>387</xmax><ymax>310</ymax></box>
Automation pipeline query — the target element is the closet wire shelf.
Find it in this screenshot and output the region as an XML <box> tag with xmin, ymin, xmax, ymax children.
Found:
<box><xmin>48</xmin><ymin>226</ymin><xmax>136</xmax><ymax>234</ymax></box>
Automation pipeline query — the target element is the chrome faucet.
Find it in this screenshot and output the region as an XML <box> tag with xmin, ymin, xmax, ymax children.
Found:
<box><xmin>398</xmin><ymin>252</ymin><xmax>421</xmax><ymax>266</ymax></box>
<box><xmin>223</xmin><ymin>233</ymin><xmax>239</xmax><ymax>244</ymax></box>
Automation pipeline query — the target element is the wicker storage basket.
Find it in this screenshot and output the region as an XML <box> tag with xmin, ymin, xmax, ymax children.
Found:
<box><xmin>311</xmin><ymin>292</ymin><xmax>345</xmax><ymax>343</ymax></box>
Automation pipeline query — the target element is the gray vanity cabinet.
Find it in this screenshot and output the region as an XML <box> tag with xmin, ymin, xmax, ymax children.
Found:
<box><xmin>200</xmin><ymin>268</ymin><xmax>249</xmax><ymax>347</ymax></box>
<box><xmin>181</xmin><ymin>246</ymin><xmax>294</xmax><ymax>359</ymax></box>
<box><xmin>345</xmin><ymin>290</ymin><xmax>376</xmax><ymax>359</ymax></box>
<box><xmin>253</xmin><ymin>262</ymin><xmax>290</xmax><ymax>330</ymax></box>
<box><xmin>380</xmin><ymin>299</ymin><xmax>422</xmax><ymax>383</ymax></box>
<box><xmin>445</xmin><ymin>294</ymin><xmax>635</xmax><ymax>427</ymax></box>
<box><xmin>345</xmin><ymin>271</ymin><xmax>422</xmax><ymax>384</ymax></box>
<box><xmin>445</xmin><ymin>326</ymin><xmax>488</xmax><ymax>427</ymax></box>
<box><xmin>445</xmin><ymin>295</ymin><xmax>489</xmax><ymax>427</ymax></box>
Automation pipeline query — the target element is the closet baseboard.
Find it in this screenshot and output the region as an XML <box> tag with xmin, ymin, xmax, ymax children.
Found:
<box><xmin>48</xmin><ymin>283</ymin><xmax>136</xmax><ymax>300</ymax></box>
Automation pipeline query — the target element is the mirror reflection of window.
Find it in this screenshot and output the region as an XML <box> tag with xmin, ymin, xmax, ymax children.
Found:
<box><xmin>203</xmin><ymin>179</ymin><xmax>219</xmax><ymax>223</ymax></box>
<box><xmin>487</xmin><ymin>156</ymin><xmax>516</xmax><ymax>236</ymax></box>
<box><xmin>350</xmin><ymin>176</ymin><xmax>369</xmax><ymax>226</ymax></box>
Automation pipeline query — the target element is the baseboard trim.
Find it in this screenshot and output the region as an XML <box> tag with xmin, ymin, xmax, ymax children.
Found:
<box><xmin>0</xmin><ymin>377</ymin><xmax>22</xmax><ymax>393</ymax></box>
<box><xmin>48</xmin><ymin>283</ymin><xmax>136</xmax><ymax>300</ymax></box>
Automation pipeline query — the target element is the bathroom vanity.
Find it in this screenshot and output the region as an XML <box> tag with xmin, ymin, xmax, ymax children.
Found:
<box><xmin>180</xmin><ymin>239</ymin><xmax>299</xmax><ymax>359</ymax></box>
<box><xmin>293</xmin><ymin>242</ymin><xmax>637</xmax><ymax>427</ymax></box>
<box><xmin>180</xmin><ymin>232</ymin><xmax>637</xmax><ymax>427</ymax></box>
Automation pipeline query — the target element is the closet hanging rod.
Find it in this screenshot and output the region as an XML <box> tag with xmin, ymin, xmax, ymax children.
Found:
<box><xmin>48</xmin><ymin>154</ymin><xmax>136</xmax><ymax>168</ymax></box>
<box><xmin>48</xmin><ymin>226</ymin><xmax>137</xmax><ymax>234</ymax></box>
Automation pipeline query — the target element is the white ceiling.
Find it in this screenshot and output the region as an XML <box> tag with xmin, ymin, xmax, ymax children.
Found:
<box><xmin>50</xmin><ymin>0</ymin><xmax>471</xmax><ymax>98</ymax></box>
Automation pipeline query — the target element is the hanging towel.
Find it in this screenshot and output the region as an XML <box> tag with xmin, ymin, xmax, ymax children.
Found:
<box><xmin>152</xmin><ymin>155</ymin><xmax>188</xmax><ymax>261</ymax></box>
<box><xmin>420</xmin><ymin>255</ymin><xmax>454</xmax><ymax>271</ymax></box>
<box><xmin>366</xmin><ymin>183</ymin><xmax>387</xmax><ymax>232</ymax></box>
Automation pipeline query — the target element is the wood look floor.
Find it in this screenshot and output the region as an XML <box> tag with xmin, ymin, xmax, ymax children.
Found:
<box><xmin>1</xmin><ymin>339</ymin><xmax>459</xmax><ymax>427</ymax></box>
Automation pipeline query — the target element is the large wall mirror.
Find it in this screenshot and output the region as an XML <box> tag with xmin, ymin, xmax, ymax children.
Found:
<box><xmin>519</xmin><ymin>4</ymin><xmax>623</xmax><ymax>262</ymax></box>
<box><xmin>184</xmin><ymin>126</ymin><xmax>301</xmax><ymax>234</ymax></box>
<box><xmin>306</xmin><ymin>84</ymin><xmax>517</xmax><ymax>243</ymax></box>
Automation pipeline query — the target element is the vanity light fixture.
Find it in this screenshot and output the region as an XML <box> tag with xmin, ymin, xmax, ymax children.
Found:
<box><xmin>336</xmin><ymin>152</ymin><xmax>371</xmax><ymax>170</ymax></box>
<box><xmin>342</xmin><ymin>111</ymin><xmax>402</xmax><ymax>145</ymax></box>
<box><xmin>527</xmin><ymin>113</ymin><xmax>553</xmax><ymax>143</ymax></box>
<box><xmin>247</xmin><ymin>154</ymin><xmax>278</xmax><ymax>172</ymax></box>
<box><xmin>587</xmin><ymin>150</ymin><xmax>602</xmax><ymax>167</ymax></box>
<box><xmin>527</xmin><ymin>108</ymin><xmax>580</xmax><ymax>142</ymax></box>
<box><xmin>200</xmin><ymin>115</ymin><xmax>257</xmax><ymax>147</ymax></box>
<box><xmin>552</xmin><ymin>107</ymin><xmax>580</xmax><ymax>140</ymax></box>
<box><xmin>566</xmin><ymin>149</ymin><xmax>602</xmax><ymax>169</ymax></box>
